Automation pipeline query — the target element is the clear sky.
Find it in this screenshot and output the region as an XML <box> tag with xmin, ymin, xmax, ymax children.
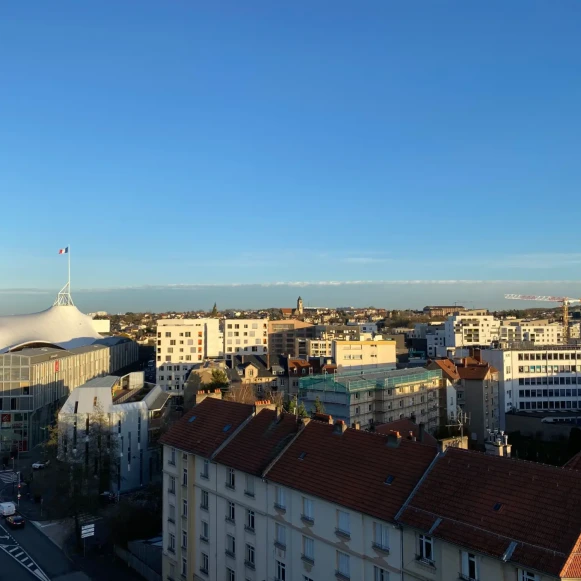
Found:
<box><xmin>1</xmin><ymin>1</ymin><xmax>580</xmax><ymax>313</ymax></box>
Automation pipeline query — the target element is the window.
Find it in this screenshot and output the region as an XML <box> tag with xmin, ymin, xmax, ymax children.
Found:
<box><xmin>200</xmin><ymin>552</ymin><xmax>209</xmax><ymax>574</ymax></box>
<box><xmin>169</xmin><ymin>447</ymin><xmax>176</xmax><ymax>465</ymax></box>
<box><xmin>182</xmin><ymin>499</ymin><xmax>188</xmax><ymax>517</ymax></box>
<box><xmin>182</xmin><ymin>467</ymin><xmax>187</xmax><ymax>487</ymax></box>
<box><xmin>245</xmin><ymin>543</ymin><xmax>255</xmax><ymax>567</ymax></box>
<box><xmin>275</xmin><ymin>523</ymin><xmax>286</xmax><ymax>548</ymax></box>
<box><xmin>201</xmin><ymin>520</ymin><xmax>209</xmax><ymax>541</ymax></box>
<box><xmin>302</xmin><ymin>535</ymin><xmax>315</xmax><ymax>562</ymax></box>
<box><xmin>246</xmin><ymin>509</ymin><xmax>255</xmax><ymax>531</ymax></box>
<box><xmin>276</xmin><ymin>561</ymin><xmax>286</xmax><ymax>581</ymax></box>
<box><xmin>226</xmin><ymin>534</ymin><xmax>235</xmax><ymax>556</ymax></box>
<box><xmin>519</xmin><ymin>571</ymin><xmax>538</xmax><ymax>581</ymax></box>
<box><xmin>374</xmin><ymin>567</ymin><xmax>389</xmax><ymax>581</ymax></box>
<box><xmin>461</xmin><ymin>551</ymin><xmax>477</xmax><ymax>580</ymax></box>
<box><xmin>373</xmin><ymin>522</ymin><xmax>389</xmax><ymax>551</ymax></box>
<box><xmin>337</xmin><ymin>510</ymin><xmax>350</xmax><ymax>536</ymax></box>
<box><xmin>302</xmin><ymin>497</ymin><xmax>314</xmax><ymax>522</ymax></box>
<box><xmin>227</xmin><ymin>501</ymin><xmax>235</xmax><ymax>521</ymax></box>
<box><xmin>337</xmin><ymin>551</ymin><xmax>350</xmax><ymax>578</ymax></box>
<box><xmin>181</xmin><ymin>530</ymin><xmax>187</xmax><ymax>549</ymax></box>
<box><xmin>227</xmin><ymin>568</ymin><xmax>235</xmax><ymax>581</ymax></box>
<box><xmin>201</xmin><ymin>490</ymin><xmax>209</xmax><ymax>509</ymax></box>
<box><xmin>168</xmin><ymin>532</ymin><xmax>175</xmax><ymax>553</ymax></box>
<box><xmin>275</xmin><ymin>487</ymin><xmax>286</xmax><ymax>509</ymax></box>
<box><xmin>201</xmin><ymin>459</ymin><xmax>209</xmax><ymax>479</ymax></box>
<box><xmin>168</xmin><ymin>476</ymin><xmax>176</xmax><ymax>494</ymax></box>
<box><xmin>227</xmin><ymin>467</ymin><xmax>236</xmax><ymax>489</ymax></box>
<box><xmin>168</xmin><ymin>504</ymin><xmax>175</xmax><ymax>522</ymax></box>
<box><xmin>418</xmin><ymin>534</ymin><xmax>434</xmax><ymax>564</ymax></box>
<box><xmin>245</xmin><ymin>474</ymin><xmax>255</xmax><ymax>497</ymax></box>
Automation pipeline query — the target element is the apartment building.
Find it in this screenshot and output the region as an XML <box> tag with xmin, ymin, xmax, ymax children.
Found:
<box><xmin>423</xmin><ymin>305</ymin><xmax>465</xmax><ymax>317</ymax></box>
<box><xmin>268</xmin><ymin>320</ymin><xmax>315</xmax><ymax>358</ymax></box>
<box><xmin>58</xmin><ymin>371</ymin><xmax>169</xmax><ymax>492</ymax></box>
<box><xmin>499</xmin><ymin>320</ymin><xmax>564</xmax><ymax>345</ymax></box>
<box><xmin>333</xmin><ymin>339</ymin><xmax>396</xmax><ymax>370</ymax></box>
<box><xmin>223</xmin><ymin>319</ymin><xmax>268</xmax><ymax>361</ymax></box>
<box><xmin>305</xmin><ymin>339</ymin><xmax>333</xmax><ymax>358</ymax></box>
<box><xmin>444</xmin><ymin>310</ymin><xmax>500</xmax><ymax>348</ymax></box>
<box><xmin>160</xmin><ymin>398</ymin><xmax>438</xmax><ymax>581</ymax></box>
<box><xmin>398</xmin><ymin>446</ymin><xmax>581</xmax><ymax>581</ymax></box>
<box><xmin>156</xmin><ymin>319</ymin><xmax>222</xmax><ymax>392</ymax></box>
<box><xmin>299</xmin><ymin>367</ymin><xmax>443</xmax><ymax>432</ymax></box>
<box><xmin>480</xmin><ymin>345</ymin><xmax>581</xmax><ymax>430</ymax></box>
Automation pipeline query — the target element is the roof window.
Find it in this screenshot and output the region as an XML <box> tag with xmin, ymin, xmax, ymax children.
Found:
<box><xmin>223</xmin><ymin>424</ymin><xmax>232</xmax><ymax>433</ymax></box>
<box><xmin>385</xmin><ymin>475</ymin><xmax>395</xmax><ymax>485</ymax></box>
<box><xmin>493</xmin><ymin>502</ymin><xmax>503</xmax><ymax>511</ymax></box>
<box><xmin>298</xmin><ymin>452</ymin><xmax>307</xmax><ymax>460</ymax></box>
<box><xmin>188</xmin><ymin>415</ymin><xmax>197</xmax><ymax>423</ymax></box>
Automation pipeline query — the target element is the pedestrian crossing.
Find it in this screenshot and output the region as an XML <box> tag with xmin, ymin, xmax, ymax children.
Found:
<box><xmin>0</xmin><ymin>471</ymin><xmax>16</xmax><ymax>484</ymax></box>
<box><xmin>0</xmin><ymin>544</ymin><xmax>50</xmax><ymax>581</ymax></box>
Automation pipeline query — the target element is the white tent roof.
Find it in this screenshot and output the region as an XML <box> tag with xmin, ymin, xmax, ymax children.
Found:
<box><xmin>0</xmin><ymin>305</ymin><xmax>103</xmax><ymax>353</ymax></box>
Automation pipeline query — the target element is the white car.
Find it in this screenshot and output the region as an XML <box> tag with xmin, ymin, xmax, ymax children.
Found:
<box><xmin>32</xmin><ymin>460</ymin><xmax>49</xmax><ymax>470</ymax></box>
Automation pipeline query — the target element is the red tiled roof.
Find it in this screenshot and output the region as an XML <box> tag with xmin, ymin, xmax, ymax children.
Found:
<box><xmin>160</xmin><ymin>397</ymin><xmax>254</xmax><ymax>458</ymax></box>
<box><xmin>214</xmin><ymin>409</ymin><xmax>300</xmax><ymax>475</ymax></box>
<box><xmin>561</xmin><ymin>536</ymin><xmax>581</xmax><ymax>578</ymax></box>
<box><xmin>375</xmin><ymin>419</ymin><xmax>438</xmax><ymax>448</ymax></box>
<box><xmin>265</xmin><ymin>421</ymin><xmax>437</xmax><ymax>523</ymax></box>
<box><xmin>565</xmin><ymin>451</ymin><xmax>581</xmax><ymax>471</ymax></box>
<box><xmin>398</xmin><ymin>447</ymin><xmax>581</xmax><ymax>576</ymax></box>
<box><xmin>457</xmin><ymin>363</ymin><xmax>497</xmax><ymax>381</ymax></box>
<box><xmin>427</xmin><ymin>359</ymin><xmax>460</xmax><ymax>382</ymax></box>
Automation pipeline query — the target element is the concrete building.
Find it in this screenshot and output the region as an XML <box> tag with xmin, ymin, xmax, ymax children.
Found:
<box><xmin>499</xmin><ymin>320</ymin><xmax>564</xmax><ymax>345</ymax></box>
<box><xmin>305</xmin><ymin>339</ymin><xmax>333</xmax><ymax>358</ymax></box>
<box><xmin>223</xmin><ymin>319</ymin><xmax>268</xmax><ymax>361</ymax></box>
<box><xmin>160</xmin><ymin>398</ymin><xmax>437</xmax><ymax>581</ymax></box>
<box><xmin>299</xmin><ymin>367</ymin><xmax>442</xmax><ymax>432</ymax></box>
<box><xmin>423</xmin><ymin>305</ymin><xmax>465</xmax><ymax>317</ymax></box>
<box><xmin>333</xmin><ymin>339</ymin><xmax>396</xmax><ymax>370</ymax></box>
<box><xmin>346</xmin><ymin>321</ymin><xmax>378</xmax><ymax>334</ymax></box>
<box><xmin>444</xmin><ymin>310</ymin><xmax>500</xmax><ymax>348</ymax></box>
<box><xmin>268</xmin><ymin>320</ymin><xmax>315</xmax><ymax>358</ymax></box>
<box><xmin>156</xmin><ymin>319</ymin><xmax>222</xmax><ymax>392</ymax></box>
<box><xmin>58</xmin><ymin>371</ymin><xmax>170</xmax><ymax>492</ymax></box>
<box><xmin>480</xmin><ymin>344</ymin><xmax>581</xmax><ymax>431</ymax></box>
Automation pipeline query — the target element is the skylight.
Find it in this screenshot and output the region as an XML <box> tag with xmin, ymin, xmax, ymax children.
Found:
<box><xmin>188</xmin><ymin>416</ymin><xmax>197</xmax><ymax>423</ymax></box>
<box><xmin>223</xmin><ymin>424</ymin><xmax>232</xmax><ymax>433</ymax></box>
<box><xmin>385</xmin><ymin>475</ymin><xmax>395</xmax><ymax>485</ymax></box>
<box><xmin>298</xmin><ymin>452</ymin><xmax>307</xmax><ymax>460</ymax></box>
<box><xmin>493</xmin><ymin>502</ymin><xmax>503</xmax><ymax>511</ymax></box>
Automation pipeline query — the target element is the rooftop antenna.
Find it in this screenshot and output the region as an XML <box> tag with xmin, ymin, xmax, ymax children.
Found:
<box><xmin>54</xmin><ymin>245</ymin><xmax>74</xmax><ymax>306</ymax></box>
<box><xmin>445</xmin><ymin>409</ymin><xmax>470</xmax><ymax>441</ymax></box>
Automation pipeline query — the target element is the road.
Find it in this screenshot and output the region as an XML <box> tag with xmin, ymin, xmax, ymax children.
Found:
<box><xmin>0</xmin><ymin>518</ymin><xmax>76</xmax><ymax>581</ymax></box>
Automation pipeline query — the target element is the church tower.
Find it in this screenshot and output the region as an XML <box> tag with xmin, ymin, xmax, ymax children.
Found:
<box><xmin>297</xmin><ymin>296</ymin><xmax>304</xmax><ymax>316</ymax></box>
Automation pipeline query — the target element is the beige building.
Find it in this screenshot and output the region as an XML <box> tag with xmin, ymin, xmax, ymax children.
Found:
<box><xmin>223</xmin><ymin>318</ymin><xmax>268</xmax><ymax>360</ymax></box>
<box><xmin>268</xmin><ymin>319</ymin><xmax>315</xmax><ymax>358</ymax></box>
<box><xmin>500</xmin><ymin>319</ymin><xmax>564</xmax><ymax>345</ymax></box>
<box><xmin>333</xmin><ymin>339</ymin><xmax>396</xmax><ymax>370</ymax></box>
<box><xmin>305</xmin><ymin>338</ymin><xmax>333</xmax><ymax>358</ymax></box>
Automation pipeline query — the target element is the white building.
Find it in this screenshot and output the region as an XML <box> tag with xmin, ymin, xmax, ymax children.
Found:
<box><xmin>499</xmin><ymin>320</ymin><xmax>563</xmax><ymax>345</ymax></box>
<box><xmin>58</xmin><ymin>371</ymin><xmax>170</xmax><ymax>492</ymax></box>
<box><xmin>156</xmin><ymin>319</ymin><xmax>223</xmax><ymax>392</ymax></box>
<box><xmin>160</xmin><ymin>397</ymin><xmax>437</xmax><ymax>581</ymax></box>
<box><xmin>444</xmin><ymin>310</ymin><xmax>500</xmax><ymax>347</ymax></box>
<box><xmin>223</xmin><ymin>318</ymin><xmax>268</xmax><ymax>360</ymax></box>
<box><xmin>480</xmin><ymin>345</ymin><xmax>581</xmax><ymax>430</ymax></box>
<box><xmin>346</xmin><ymin>321</ymin><xmax>378</xmax><ymax>334</ymax></box>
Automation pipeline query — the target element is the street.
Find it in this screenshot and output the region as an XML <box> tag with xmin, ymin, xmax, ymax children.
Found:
<box><xmin>0</xmin><ymin>518</ymin><xmax>75</xmax><ymax>581</ymax></box>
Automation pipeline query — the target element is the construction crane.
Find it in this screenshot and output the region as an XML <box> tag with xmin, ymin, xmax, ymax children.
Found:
<box><xmin>504</xmin><ymin>294</ymin><xmax>581</xmax><ymax>342</ymax></box>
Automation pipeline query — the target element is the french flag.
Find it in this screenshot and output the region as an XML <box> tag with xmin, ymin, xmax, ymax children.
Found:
<box><xmin>58</xmin><ymin>247</ymin><xmax>69</xmax><ymax>255</ymax></box>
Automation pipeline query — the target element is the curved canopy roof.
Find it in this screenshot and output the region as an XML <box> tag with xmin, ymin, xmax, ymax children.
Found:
<box><xmin>0</xmin><ymin>305</ymin><xmax>103</xmax><ymax>354</ymax></box>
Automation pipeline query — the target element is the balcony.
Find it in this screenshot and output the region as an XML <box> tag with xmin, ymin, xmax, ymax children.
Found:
<box><xmin>372</xmin><ymin>542</ymin><xmax>390</xmax><ymax>554</ymax></box>
<box><xmin>301</xmin><ymin>514</ymin><xmax>315</xmax><ymax>525</ymax></box>
<box><xmin>244</xmin><ymin>525</ymin><xmax>255</xmax><ymax>534</ymax></box>
<box><xmin>199</xmin><ymin>535</ymin><xmax>208</xmax><ymax>543</ymax></box>
<box><xmin>301</xmin><ymin>554</ymin><xmax>315</xmax><ymax>565</ymax></box>
<box><xmin>274</xmin><ymin>541</ymin><xmax>286</xmax><ymax>551</ymax></box>
<box><xmin>416</xmin><ymin>555</ymin><xmax>436</xmax><ymax>569</ymax></box>
<box><xmin>335</xmin><ymin>571</ymin><xmax>350</xmax><ymax>580</ymax></box>
<box><xmin>335</xmin><ymin>528</ymin><xmax>351</xmax><ymax>540</ymax></box>
<box><xmin>244</xmin><ymin>560</ymin><xmax>255</xmax><ymax>570</ymax></box>
<box><xmin>225</xmin><ymin>549</ymin><xmax>235</xmax><ymax>558</ymax></box>
<box><xmin>274</xmin><ymin>503</ymin><xmax>287</xmax><ymax>513</ymax></box>
<box><xmin>244</xmin><ymin>489</ymin><xmax>255</xmax><ymax>498</ymax></box>
<box><xmin>459</xmin><ymin>575</ymin><xmax>478</xmax><ymax>581</ymax></box>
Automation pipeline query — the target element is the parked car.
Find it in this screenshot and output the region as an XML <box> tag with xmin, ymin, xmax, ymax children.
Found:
<box><xmin>5</xmin><ymin>515</ymin><xmax>25</xmax><ymax>529</ymax></box>
<box><xmin>32</xmin><ymin>460</ymin><xmax>49</xmax><ymax>470</ymax></box>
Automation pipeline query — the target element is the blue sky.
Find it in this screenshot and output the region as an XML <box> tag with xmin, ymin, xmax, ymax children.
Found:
<box><xmin>1</xmin><ymin>1</ymin><xmax>581</xmax><ymax>313</ymax></box>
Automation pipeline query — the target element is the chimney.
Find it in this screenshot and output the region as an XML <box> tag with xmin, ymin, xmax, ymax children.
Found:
<box><xmin>418</xmin><ymin>423</ymin><xmax>425</xmax><ymax>443</ymax></box>
<box><xmin>333</xmin><ymin>420</ymin><xmax>348</xmax><ymax>434</ymax></box>
<box><xmin>408</xmin><ymin>430</ymin><xmax>417</xmax><ymax>442</ymax></box>
<box><xmin>254</xmin><ymin>400</ymin><xmax>276</xmax><ymax>414</ymax></box>
<box><xmin>387</xmin><ymin>431</ymin><xmax>402</xmax><ymax>448</ymax></box>
<box><xmin>351</xmin><ymin>422</ymin><xmax>361</xmax><ymax>430</ymax></box>
<box><xmin>314</xmin><ymin>412</ymin><xmax>333</xmax><ymax>424</ymax></box>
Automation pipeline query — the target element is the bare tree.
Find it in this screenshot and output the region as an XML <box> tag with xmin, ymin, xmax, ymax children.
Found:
<box><xmin>224</xmin><ymin>383</ymin><xmax>256</xmax><ymax>404</ymax></box>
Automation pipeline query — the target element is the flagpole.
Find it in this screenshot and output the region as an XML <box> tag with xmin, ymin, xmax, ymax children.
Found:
<box><xmin>68</xmin><ymin>244</ymin><xmax>71</xmax><ymax>293</ymax></box>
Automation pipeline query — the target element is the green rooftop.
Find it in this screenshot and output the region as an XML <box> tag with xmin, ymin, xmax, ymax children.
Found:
<box><xmin>298</xmin><ymin>367</ymin><xmax>442</xmax><ymax>394</ymax></box>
